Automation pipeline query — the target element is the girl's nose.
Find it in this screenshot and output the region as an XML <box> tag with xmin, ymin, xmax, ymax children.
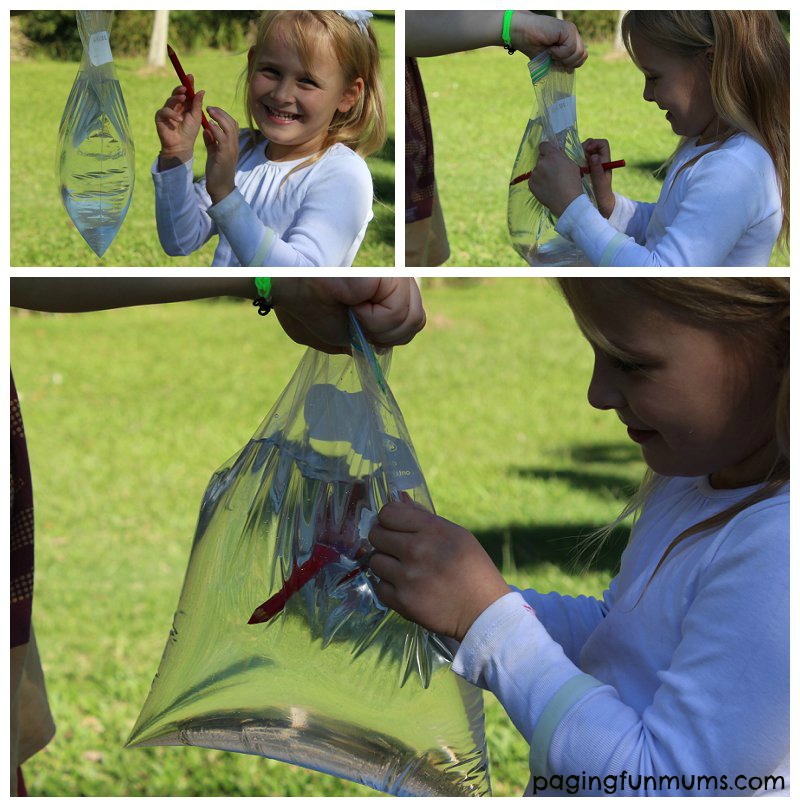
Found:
<box><xmin>587</xmin><ymin>357</ymin><xmax>626</xmax><ymax>411</ymax></box>
<box><xmin>642</xmin><ymin>82</ymin><xmax>655</xmax><ymax>104</ymax></box>
<box><xmin>273</xmin><ymin>78</ymin><xmax>294</xmax><ymax>103</ymax></box>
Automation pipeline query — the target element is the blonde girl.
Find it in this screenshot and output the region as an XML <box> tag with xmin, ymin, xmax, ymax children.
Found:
<box><xmin>366</xmin><ymin>278</ymin><xmax>789</xmax><ymax>795</ymax></box>
<box><xmin>154</xmin><ymin>10</ymin><xmax>386</xmax><ymax>267</ymax></box>
<box><xmin>530</xmin><ymin>11</ymin><xmax>789</xmax><ymax>266</ymax></box>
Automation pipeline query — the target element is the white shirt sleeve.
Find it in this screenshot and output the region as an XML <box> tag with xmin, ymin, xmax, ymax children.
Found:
<box><xmin>453</xmin><ymin>510</ymin><xmax>788</xmax><ymax>794</ymax></box>
<box><xmin>607</xmin><ymin>192</ymin><xmax>656</xmax><ymax>243</ymax></box>
<box><xmin>515</xmin><ymin>584</ymin><xmax>613</xmax><ymax>666</ymax></box>
<box><xmin>152</xmin><ymin>159</ymin><xmax>216</xmax><ymax>256</ymax></box>
<box><xmin>555</xmin><ymin>151</ymin><xmax>769</xmax><ymax>266</ymax></box>
<box><xmin>207</xmin><ymin>153</ymin><xmax>374</xmax><ymax>267</ymax></box>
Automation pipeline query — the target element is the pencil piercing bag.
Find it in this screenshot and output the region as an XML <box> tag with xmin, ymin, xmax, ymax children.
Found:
<box><xmin>127</xmin><ymin>313</ymin><xmax>491</xmax><ymax>797</ymax></box>
<box><xmin>507</xmin><ymin>51</ymin><xmax>593</xmax><ymax>266</ymax></box>
<box><xmin>57</xmin><ymin>10</ymin><xmax>134</xmax><ymax>258</ymax></box>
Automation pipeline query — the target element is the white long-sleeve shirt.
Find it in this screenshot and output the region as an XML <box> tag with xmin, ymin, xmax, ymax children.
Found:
<box><xmin>555</xmin><ymin>134</ymin><xmax>782</xmax><ymax>266</ymax></box>
<box><xmin>453</xmin><ymin>475</ymin><xmax>789</xmax><ymax>796</ymax></box>
<box><xmin>152</xmin><ymin>135</ymin><xmax>374</xmax><ymax>267</ymax></box>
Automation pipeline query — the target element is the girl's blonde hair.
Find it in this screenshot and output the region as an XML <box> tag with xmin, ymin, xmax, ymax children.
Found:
<box><xmin>557</xmin><ymin>278</ymin><xmax>789</xmax><ymax>580</ymax></box>
<box><xmin>243</xmin><ymin>10</ymin><xmax>386</xmax><ymax>171</ymax></box>
<box><xmin>622</xmin><ymin>11</ymin><xmax>790</xmax><ymax>248</ymax></box>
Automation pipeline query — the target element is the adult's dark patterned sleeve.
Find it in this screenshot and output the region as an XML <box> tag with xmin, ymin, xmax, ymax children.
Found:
<box><xmin>11</xmin><ymin>371</ymin><xmax>35</xmax><ymax>649</ymax></box>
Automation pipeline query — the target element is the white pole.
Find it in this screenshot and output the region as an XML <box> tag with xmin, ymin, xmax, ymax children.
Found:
<box><xmin>148</xmin><ymin>10</ymin><xmax>169</xmax><ymax>68</ymax></box>
<box><xmin>615</xmin><ymin>10</ymin><xmax>625</xmax><ymax>51</ymax></box>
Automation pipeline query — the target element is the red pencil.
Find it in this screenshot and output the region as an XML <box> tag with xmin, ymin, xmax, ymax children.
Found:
<box><xmin>248</xmin><ymin>544</ymin><xmax>341</xmax><ymax>624</ymax></box>
<box><xmin>166</xmin><ymin>44</ymin><xmax>213</xmax><ymax>135</ymax></box>
<box><xmin>510</xmin><ymin>159</ymin><xmax>626</xmax><ymax>186</ymax></box>
<box><xmin>247</xmin><ymin>541</ymin><xmax>376</xmax><ymax>624</ymax></box>
<box><xmin>580</xmin><ymin>159</ymin><xmax>626</xmax><ymax>176</ymax></box>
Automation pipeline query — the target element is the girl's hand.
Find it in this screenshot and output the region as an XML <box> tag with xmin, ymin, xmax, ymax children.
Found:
<box><xmin>368</xmin><ymin>500</ymin><xmax>510</xmax><ymax>641</ymax></box>
<box><xmin>155</xmin><ymin>82</ymin><xmax>205</xmax><ymax>169</ymax></box>
<box><xmin>203</xmin><ymin>106</ymin><xmax>240</xmax><ymax>205</ymax></box>
<box><xmin>583</xmin><ymin>138</ymin><xmax>616</xmax><ymax>218</ymax></box>
<box><xmin>528</xmin><ymin>141</ymin><xmax>583</xmax><ymax>217</ymax></box>
<box><xmin>511</xmin><ymin>12</ymin><xmax>588</xmax><ymax>67</ymax></box>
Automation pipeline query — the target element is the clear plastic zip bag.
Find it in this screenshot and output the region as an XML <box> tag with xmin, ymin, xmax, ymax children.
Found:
<box><xmin>507</xmin><ymin>52</ymin><xmax>592</xmax><ymax>266</ymax></box>
<box><xmin>127</xmin><ymin>314</ymin><xmax>491</xmax><ymax>797</ymax></box>
<box><xmin>57</xmin><ymin>11</ymin><xmax>134</xmax><ymax>258</ymax></box>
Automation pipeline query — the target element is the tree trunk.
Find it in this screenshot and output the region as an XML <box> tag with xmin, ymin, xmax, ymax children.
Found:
<box><xmin>148</xmin><ymin>10</ymin><xmax>169</xmax><ymax>67</ymax></box>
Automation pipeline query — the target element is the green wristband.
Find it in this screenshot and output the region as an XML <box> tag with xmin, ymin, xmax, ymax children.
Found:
<box><xmin>253</xmin><ymin>277</ymin><xmax>273</xmax><ymax>316</ymax></box>
<box><xmin>502</xmin><ymin>10</ymin><xmax>516</xmax><ymax>54</ymax></box>
<box><xmin>254</xmin><ymin>277</ymin><xmax>272</xmax><ymax>299</ymax></box>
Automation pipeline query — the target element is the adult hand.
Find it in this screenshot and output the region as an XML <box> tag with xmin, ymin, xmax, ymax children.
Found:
<box><xmin>528</xmin><ymin>141</ymin><xmax>584</xmax><ymax>217</ymax></box>
<box><xmin>511</xmin><ymin>12</ymin><xmax>588</xmax><ymax>67</ymax></box>
<box><xmin>155</xmin><ymin>82</ymin><xmax>205</xmax><ymax>170</ymax></box>
<box><xmin>204</xmin><ymin>106</ymin><xmax>240</xmax><ymax>204</ymax></box>
<box><xmin>367</xmin><ymin>500</ymin><xmax>510</xmax><ymax>641</ymax></box>
<box><xmin>272</xmin><ymin>278</ymin><xmax>426</xmax><ymax>354</ymax></box>
<box><xmin>582</xmin><ymin>138</ymin><xmax>616</xmax><ymax>218</ymax></box>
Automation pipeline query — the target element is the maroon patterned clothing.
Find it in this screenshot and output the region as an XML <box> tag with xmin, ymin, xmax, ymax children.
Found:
<box><xmin>11</xmin><ymin>371</ymin><xmax>34</xmax><ymax>649</ymax></box>
<box><xmin>10</xmin><ymin>371</ymin><xmax>55</xmax><ymax>795</ymax></box>
<box><xmin>405</xmin><ymin>58</ymin><xmax>436</xmax><ymax>223</ymax></box>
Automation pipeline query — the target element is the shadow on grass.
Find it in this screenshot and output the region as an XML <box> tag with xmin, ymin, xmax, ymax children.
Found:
<box><xmin>566</xmin><ymin>442</ymin><xmax>642</xmax><ymax>464</ymax></box>
<box><xmin>376</xmin><ymin>135</ymin><xmax>394</xmax><ymax>162</ymax></box>
<box><xmin>370</xmin><ymin>139</ymin><xmax>395</xmax><ymax>248</ymax></box>
<box><xmin>475</xmin><ymin>522</ymin><xmax>631</xmax><ymax>577</ymax></box>
<box><xmin>629</xmin><ymin>159</ymin><xmax>664</xmax><ymax>175</ymax></box>
<box><xmin>369</xmin><ymin>199</ymin><xmax>395</xmax><ymax>248</ymax></box>
<box><xmin>512</xmin><ymin>441</ymin><xmax>643</xmax><ymax>501</ymax></box>
<box><xmin>489</xmin><ymin>441</ymin><xmax>643</xmax><ymax>577</ymax></box>
<box><xmin>373</xmin><ymin>172</ymin><xmax>394</xmax><ymax>204</ymax></box>
<box><xmin>512</xmin><ymin>468</ymin><xmax>637</xmax><ymax>501</ymax></box>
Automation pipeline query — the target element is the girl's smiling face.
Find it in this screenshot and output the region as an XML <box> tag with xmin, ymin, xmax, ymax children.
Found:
<box><xmin>248</xmin><ymin>26</ymin><xmax>362</xmax><ymax>162</ymax></box>
<box><xmin>580</xmin><ymin>286</ymin><xmax>780</xmax><ymax>489</ymax></box>
<box><xmin>630</xmin><ymin>28</ymin><xmax>719</xmax><ymax>142</ymax></box>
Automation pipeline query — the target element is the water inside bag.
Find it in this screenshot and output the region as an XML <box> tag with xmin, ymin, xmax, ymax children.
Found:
<box><xmin>508</xmin><ymin>53</ymin><xmax>592</xmax><ymax>266</ymax></box>
<box><xmin>127</xmin><ymin>318</ymin><xmax>491</xmax><ymax>796</ymax></box>
<box><xmin>57</xmin><ymin>12</ymin><xmax>134</xmax><ymax>258</ymax></box>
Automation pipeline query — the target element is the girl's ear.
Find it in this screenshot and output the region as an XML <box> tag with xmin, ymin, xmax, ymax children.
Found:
<box><xmin>338</xmin><ymin>77</ymin><xmax>365</xmax><ymax>114</ymax></box>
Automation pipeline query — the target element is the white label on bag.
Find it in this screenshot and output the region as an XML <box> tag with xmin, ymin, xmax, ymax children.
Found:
<box><xmin>88</xmin><ymin>31</ymin><xmax>113</xmax><ymax>66</ymax></box>
<box><xmin>547</xmin><ymin>96</ymin><xmax>577</xmax><ymax>134</ymax></box>
<box><xmin>380</xmin><ymin>433</ymin><xmax>423</xmax><ymax>490</ymax></box>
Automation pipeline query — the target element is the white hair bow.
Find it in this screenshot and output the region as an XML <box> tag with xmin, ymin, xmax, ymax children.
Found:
<box><xmin>336</xmin><ymin>10</ymin><xmax>373</xmax><ymax>34</ymax></box>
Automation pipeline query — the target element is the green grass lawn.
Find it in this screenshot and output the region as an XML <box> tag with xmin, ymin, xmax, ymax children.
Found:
<box><xmin>417</xmin><ymin>42</ymin><xmax>789</xmax><ymax>267</ymax></box>
<box><xmin>12</xmin><ymin>280</ymin><xmax>643</xmax><ymax>796</ymax></box>
<box><xmin>10</xmin><ymin>13</ymin><xmax>394</xmax><ymax>267</ymax></box>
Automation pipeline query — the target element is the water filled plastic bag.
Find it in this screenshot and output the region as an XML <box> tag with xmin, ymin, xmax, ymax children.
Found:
<box><xmin>57</xmin><ymin>11</ymin><xmax>134</xmax><ymax>257</ymax></box>
<box><xmin>127</xmin><ymin>314</ymin><xmax>491</xmax><ymax>796</ymax></box>
<box><xmin>508</xmin><ymin>52</ymin><xmax>593</xmax><ymax>266</ymax></box>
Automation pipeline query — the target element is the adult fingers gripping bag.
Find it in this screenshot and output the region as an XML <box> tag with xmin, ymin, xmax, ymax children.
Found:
<box><xmin>507</xmin><ymin>52</ymin><xmax>593</xmax><ymax>266</ymax></box>
<box><xmin>127</xmin><ymin>314</ymin><xmax>491</xmax><ymax>797</ymax></box>
<box><xmin>57</xmin><ymin>11</ymin><xmax>134</xmax><ymax>258</ymax></box>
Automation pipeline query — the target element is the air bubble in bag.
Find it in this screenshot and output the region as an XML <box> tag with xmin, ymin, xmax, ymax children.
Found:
<box><xmin>508</xmin><ymin>52</ymin><xmax>593</xmax><ymax>266</ymax></box>
<box><xmin>127</xmin><ymin>314</ymin><xmax>491</xmax><ymax>797</ymax></box>
<box><xmin>57</xmin><ymin>11</ymin><xmax>134</xmax><ymax>258</ymax></box>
